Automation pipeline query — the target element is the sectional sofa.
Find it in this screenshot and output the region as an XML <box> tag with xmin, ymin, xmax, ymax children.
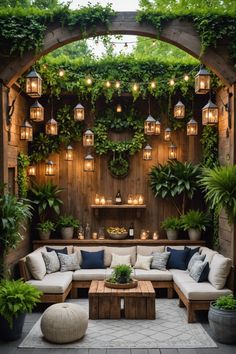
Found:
<box><xmin>19</xmin><ymin>244</ymin><xmax>233</xmax><ymax>322</ymax></box>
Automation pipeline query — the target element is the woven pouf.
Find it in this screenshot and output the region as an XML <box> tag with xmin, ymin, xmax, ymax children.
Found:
<box><xmin>40</xmin><ymin>303</ymin><xmax>88</xmax><ymax>344</ymax></box>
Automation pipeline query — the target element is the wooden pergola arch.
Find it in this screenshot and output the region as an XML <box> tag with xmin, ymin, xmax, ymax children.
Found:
<box><xmin>0</xmin><ymin>12</ymin><xmax>236</xmax><ymax>87</ymax></box>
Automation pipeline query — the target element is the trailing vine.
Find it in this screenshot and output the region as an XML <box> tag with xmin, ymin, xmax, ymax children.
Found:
<box><xmin>17</xmin><ymin>152</ymin><xmax>30</xmax><ymax>198</ymax></box>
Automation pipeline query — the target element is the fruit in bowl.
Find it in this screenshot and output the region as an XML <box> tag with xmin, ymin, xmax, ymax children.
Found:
<box><xmin>107</xmin><ymin>227</ymin><xmax>128</xmax><ymax>239</ymax></box>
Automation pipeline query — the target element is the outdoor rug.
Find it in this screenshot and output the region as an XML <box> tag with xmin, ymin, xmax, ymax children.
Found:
<box><xmin>19</xmin><ymin>299</ymin><xmax>217</xmax><ymax>349</ymax></box>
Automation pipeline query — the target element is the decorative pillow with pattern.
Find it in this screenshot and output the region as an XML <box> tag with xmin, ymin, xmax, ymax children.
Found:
<box><xmin>58</xmin><ymin>252</ymin><xmax>80</xmax><ymax>272</ymax></box>
<box><xmin>151</xmin><ymin>252</ymin><xmax>170</xmax><ymax>270</ymax></box>
<box><xmin>187</xmin><ymin>252</ymin><xmax>206</xmax><ymax>271</ymax></box>
<box><xmin>189</xmin><ymin>260</ymin><xmax>209</xmax><ymax>282</ymax></box>
<box><xmin>134</xmin><ymin>254</ymin><xmax>153</xmax><ymax>270</ymax></box>
<box><xmin>41</xmin><ymin>251</ymin><xmax>60</xmax><ymax>274</ymax></box>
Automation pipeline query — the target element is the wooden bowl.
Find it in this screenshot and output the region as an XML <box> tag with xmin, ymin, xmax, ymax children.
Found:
<box><xmin>108</xmin><ymin>232</ymin><xmax>128</xmax><ymax>240</ymax></box>
<box><xmin>104</xmin><ymin>280</ymin><xmax>138</xmax><ymax>289</ymax></box>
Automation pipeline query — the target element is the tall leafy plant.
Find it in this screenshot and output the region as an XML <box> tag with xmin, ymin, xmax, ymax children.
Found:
<box><xmin>149</xmin><ymin>160</ymin><xmax>201</xmax><ymax>215</ymax></box>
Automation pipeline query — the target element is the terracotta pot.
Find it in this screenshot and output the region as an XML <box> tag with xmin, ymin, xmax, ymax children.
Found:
<box><xmin>61</xmin><ymin>226</ymin><xmax>74</xmax><ymax>240</ymax></box>
<box><xmin>188</xmin><ymin>228</ymin><xmax>201</xmax><ymax>241</ymax></box>
<box><xmin>39</xmin><ymin>230</ymin><xmax>51</xmax><ymax>240</ymax></box>
<box><xmin>166</xmin><ymin>229</ymin><xmax>178</xmax><ymax>240</ymax></box>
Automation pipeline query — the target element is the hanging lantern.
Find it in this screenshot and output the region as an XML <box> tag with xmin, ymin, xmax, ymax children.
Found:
<box><xmin>168</xmin><ymin>143</ymin><xmax>177</xmax><ymax>160</ymax></box>
<box><xmin>65</xmin><ymin>145</ymin><xmax>73</xmax><ymax>161</ymax></box>
<box><xmin>20</xmin><ymin>120</ymin><xmax>33</xmax><ymax>141</ymax></box>
<box><xmin>174</xmin><ymin>101</ymin><xmax>185</xmax><ymax>119</ymax></box>
<box><xmin>84</xmin><ymin>154</ymin><xmax>94</xmax><ymax>172</ymax></box>
<box><xmin>45</xmin><ymin>118</ymin><xmax>58</xmax><ymax>135</ymax></box>
<box><xmin>28</xmin><ymin>165</ymin><xmax>36</xmax><ymax>176</ymax></box>
<box><xmin>116</xmin><ymin>104</ymin><xmax>122</xmax><ymax>113</ymax></box>
<box><xmin>83</xmin><ymin>129</ymin><xmax>94</xmax><ymax>146</ymax></box>
<box><xmin>164</xmin><ymin>128</ymin><xmax>171</xmax><ymax>142</ymax></box>
<box><xmin>202</xmin><ymin>99</ymin><xmax>219</xmax><ymax>125</ymax></box>
<box><xmin>195</xmin><ymin>66</ymin><xmax>211</xmax><ymax>94</ymax></box>
<box><xmin>154</xmin><ymin>119</ymin><xmax>161</xmax><ymax>135</ymax></box>
<box><xmin>74</xmin><ymin>103</ymin><xmax>84</xmax><ymax>121</ymax></box>
<box><xmin>132</xmin><ymin>83</ymin><xmax>139</xmax><ymax>92</ymax></box>
<box><xmin>143</xmin><ymin>144</ymin><xmax>152</xmax><ymax>160</ymax></box>
<box><xmin>144</xmin><ymin>115</ymin><xmax>156</xmax><ymax>135</ymax></box>
<box><xmin>187</xmin><ymin>118</ymin><xmax>198</xmax><ymax>135</ymax></box>
<box><xmin>45</xmin><ymin>160</ymin><xmax>56</xmax><ymax>176</ymax></box>
<box><xmin>25</xmin><ymin>69</ymin><xmax>42</xmax><ymax>97</ymax></box>
<box><xmin>30</xmin><ymin>100</ymin><xmax>44</xmax><ymax>122</ymax></box>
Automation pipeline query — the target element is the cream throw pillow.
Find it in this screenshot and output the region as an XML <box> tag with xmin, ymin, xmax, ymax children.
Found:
<box><xmin>110</xmin><ymin>253</ymin><xmax>131</xmax><ymax>268</ymax></box>
<box><xmin>26</xmin><ymin>252</ymin><xmax>46</xmax><ymax>280</ymax></box>
<box><xmin>134</xmin><ymin>254</ymin><xmax>153</xmax><ymax>270</ymax></box>
<box><xmin>208</xmin><ymin>254</ymin><xmax>232</xmax><ymax>289</ymax></box>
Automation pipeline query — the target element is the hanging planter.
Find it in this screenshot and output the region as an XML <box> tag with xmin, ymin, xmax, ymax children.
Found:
<box><xmin>108</xmin><ymin>154</ymin><xmax>129</xmax><ymax>179</ymax></box>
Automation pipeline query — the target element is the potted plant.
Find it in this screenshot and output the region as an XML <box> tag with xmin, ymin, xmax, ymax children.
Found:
<box><xmin>37</xmin><ymin>220</ymin><xmax>55</xmax><ymax>240</ymax></box>
<box><xmin>109</xmin><ymin>265</ymin><xmax>133</xmax><ymax>284</ymax></box>
<box><xmin>181</xmin><ymin>209</ymin><xmax>209</xmax><ymax>241</ymax></box>
<box><xmin>57</xmin><ymin>215</ymin><xmax>80</xmax><ymax>239</ymax></box>
<box><xmin>0</xmin><ymin>279</ymin><xmax>42</xmax><ymax>341</ymax></box>
<box><xmin>208</xmin><ymin>294</ymin><xmax>236</xmax><ymax>344</ymax></box>
<box><xmin>0</xmin><ymin>192</ymin><xmax>32</xmax><ymax>278</ymax></box>
<box><xmin>161</xmin><ymin>216</ymin><xmax>182</xmax><ymax>240</ymax></box>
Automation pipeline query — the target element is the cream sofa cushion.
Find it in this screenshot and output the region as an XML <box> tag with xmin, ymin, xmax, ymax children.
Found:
<box><xmin>26</xmin><ymin>251</ymin><xmax>46</xmax><ymax>280</ymax></box>
<box><xmin>208</xmin><ymin>254</ymin><xmax>232</xmax><ymax>289</ymax></box>
<box><xmin>137</xmin><ymin>245</ymin><xmax>164</xmax><ymax>256</ymax></box>
<box><xmin>73</xmin><ymin>268</ymin><xmax>112</xmax><ymax>281</ymax></box>
<box><xmin>74</xmin><ymin>246</ymin><xmax>104</xmax><ymax>265</ymax></box>
<box><xmin>134</xmin><ymin>254</ymin><xmax>153</xmax><ymax>270</ymax></box>
<box><xmin>176</xmin><ymin>281</ymin><xmax>232</xmax><ymax>301</ymax></box>
<box><xmin>27</xmin><ymin>271</ymin><xmax>73</xmax><ymax>293</ymax></box>
<box><xmin>104</xmin><ymin>246</ymin><xmax>136</xmax><ymax>267</ymax></box>
<box><xmin>110</xmin><ymin>253</ymin><xmax>131</xmax><ymax>268</ymax></box>
<box><xmin>200</xmin><ymin>247</ymin><xmax>218</xmax><ymax>264</ymax></box>
<box><xmin>134</xmin><ymin>269</ymin><xmax>173</xmax><ymax>281</ymax></box>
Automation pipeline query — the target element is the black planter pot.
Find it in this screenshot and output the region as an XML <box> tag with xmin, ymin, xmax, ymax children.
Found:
<box><xmin>0</xmin><ymin>313</ymin><xmax>26</xmax><ymax>341</ymax></box>
<box><xmin>117</xmin><ymin>276</ymin><xmax>129</xmax><ymax>284</ymax></box>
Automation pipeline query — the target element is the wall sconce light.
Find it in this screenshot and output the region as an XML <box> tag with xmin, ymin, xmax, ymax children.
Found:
<box><xmin>144</xmin><ymin>115</ymin><xmax>156</xmax><ymax>135</ymax></box>
<box><xmin>202</xmin><ymin>99</ymin><xmax>219</xmax><ymax>125</ymax></box>
<box><xmin>25</xmin><ymin>69</ymin><xmax>42</xmax><ymax>98</ymax></box>
<box><xmin>154</xmin><ymin>119</ymin><xmax>161</xmax><ymax>135</ymax></box>
<box><xmin>84</xmin><ymin>154</ymin><xmax>94</xmax><ymax>172</ymax></box>
<box><xmin>164</xmin><ymin>127</ymin><xmax>171</xmax><ymax>141</ymax></box>
<box><xmin>30</xmin><ymin>100</ymin><xmax>44</xmax><ymax>122</ymax></box>
<box><xmin>74</xmin><ymin>103</ymin><xmax>84</xmax><ymax>121</ymax></box>
<box><xmin>174</xmin><ymin>100</ymin><xmax>185</xmax><ymax>119</ymax></box>
<box><xmin>168</xmin><ymin>142</ymin><xmax>177</xmax><ymax>160</ymax></box>
<box><xmin>28</xmin><ymin>165</ymin><xmax>36</xmax><ymax>176</ymax></box>
<box><xmin>45</xmin><ymin>160</ymin><xmax>56</xmax><ymax>176</ymax></box>
<box><xmin>187</xmin><ymin>118</ymin><xmax>198</xmax><ymax>135</ymax></box>
<box><xmin>20</xmin><ymin>119</ymin><xmax>33</xmax><ymax>141</ymax></box>
<box><xmin>45</xmin><ymin>118</ymin><xmax>58</xmax><ymax>135</ymax></box>
<box><xmin>65</xmin><ymin>145</ymin><xmax>73</xmax><ymax>161</ymax></box>
<box><xmin>195</xmin><ymin>66</ymin><xmax>211</xmax><ymax>94</ymax></box>
<box><xmin>143</xmin><ymin>144</ymin><xmax>152</xmax><ymax>160</ymax></box>
<box><xmin>83</xmin><ymin>129</ymin><xmax>94</xmax><ymax>146</ymax></box>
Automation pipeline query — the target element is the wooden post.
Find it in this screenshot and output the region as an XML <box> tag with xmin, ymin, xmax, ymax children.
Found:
<box><xmin>0</xmin><ymin>83</ymin><xmax>9</xmax><ymax>186</ymax></box>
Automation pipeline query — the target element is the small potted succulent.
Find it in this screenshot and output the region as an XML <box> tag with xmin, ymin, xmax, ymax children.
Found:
<box><xmin>37</xmin><ymin>220</ymin><xmax>55</xmax><ymax>240</ymax></box>
<box><xmin>161</xmin><ymin>216</ymin><xmax>182</xmax><ymax>240</ymax></box>
<box><xmin>57</xmin><ymin>215</ymin><xmax>80</xmax><ymax>240</ymax></box>
<box><xmin>181</xmin><ymin>209</ymin><xmax>209</xmax><ymax>241</ymax></box>
<box><xmin>109</xmin><ymin>265</ymin><xmax>133</xmax><ymax>284</ymax></box>
<box><xmin>0</xmin><ymin>279</ymin><xmax>42</xmax><ymax>341</ymax></box>
<box><xmin>208</xmin><ymin>294</ymin><xmax>236</xmax><ymax>344</ymax></box>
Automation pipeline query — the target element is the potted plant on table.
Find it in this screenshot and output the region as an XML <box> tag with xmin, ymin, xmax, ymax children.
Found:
<box><xmin>57</xmin><ymin>215</ymin><xmax>80</xmax><ymax>240</ymax></box>
<box><xmin>181</xmin><ymin>210</ymin><xmax>209</xmax><ymax>241</ymax></box>
<box><xmin>161</xmin><ymin>216</ymin><xmax>182</xmax><ymax>240</ymax></box>
<box><xmin>106</xmin><ymin>265</ymin><xmax>134</xmax><ymax>288</ymax></box>
<box><xmin>37</xmin><ymin>220</ymin><xmax>55</xmax><ymax>240</ymax></box>
<box><xmin>0</xmin><ymin>279</ymin><xmax>42</xmax><ymax>341</ymax></box>
<box><xmin>208</xmin><ymin>294</ymin><xmax>236</xmax><ymax>344</ymax></box>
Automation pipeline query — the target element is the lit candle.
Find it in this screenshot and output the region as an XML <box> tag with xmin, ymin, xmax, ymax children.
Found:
<box><xmin>92</xmin><ymin>232</ymin><xmax>98</xmax><ymax>240</ymax></box>
<box><xmin>95</xmin><ymin>194</ymin><xmax>100</xmax><ymax>205</ymax></box>
<box><xmin>140</xmin><ymin>230</ymin><xmax>147</xmax><ymax>240</ymax></box>
<box><xmin>127</xmin><ymin>194</ymin><xmax>133</xmax><ymax>205</ymax></box>
<box><xmin>100</xmin><ymin>196</ymin><xmax>106</xmax><ymax>205</ymax></box>
<box><xmin>78</xmin><ymin>233</ymin><xmax>84</xmax><ymax>240</ymax></box>
<box><xmin>138</xmin><ymin>194</ymin><xmax>144</xmax><ymax>205</ymax></box>
<box><xmin>200</xmin><ymin>80</ymin><xmax>205</xmax><ymax>89</ymax></box>
<box><xmin>152</xmin><ymin>232</ymin><xmax>159</xmax><ymax>240</ymax></box>
<box><xmin>133</xmin><ymin>196</ymin><xmax>138</xmax><ymax>205</ymax></box>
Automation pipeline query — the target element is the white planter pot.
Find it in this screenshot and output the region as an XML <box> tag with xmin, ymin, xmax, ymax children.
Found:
<box><xmin>39</xmin><ymin>230</ymin><xmax>51</xmax><ymax>240</ymax></box>
<box><xmin>166</xmin><ymin>229</ymin><xmax>178</xmax><ymax>240</ymax></box>
<box><xmin>188</xmin><ymin>228</ymin><xmax>201</xmax><ymax>241</ymax></box>
<box><xmin>61</xmin><ymin>227</ymin><xmax>74</xmax><ymax>240</ymax></box>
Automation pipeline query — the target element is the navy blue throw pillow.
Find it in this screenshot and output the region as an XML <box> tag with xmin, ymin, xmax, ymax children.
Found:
<box><xmin>185</xmin><ymin>246</ymin><xmax>200</xmax><ymax>265</ymax></box>
<box><xmin>198</xmin><ymin>262</ymin><xmax>210</xmax><ymax>282</ymax></box>
<box><xmin>46</xmin><ymin>246</ymin><xmax>68</xmax><ymax>255</ymax></box>
<box><xmin>81</xmin><ymin>250</ymin><xmax>104</xmax><ymax>269</ymax></box>
<box><xmin>167</xmin><ymin>247</ymin><xmax>190</xmax><ymax>270</ymax></box>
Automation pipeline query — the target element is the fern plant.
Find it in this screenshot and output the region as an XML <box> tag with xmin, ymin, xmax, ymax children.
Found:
<box><xmin>181</xmin><ymin>210</ymin><xmax>210</xmax><ymax>231</ymax></box>
<box><xmin>213</xmin><ymin>295</ymin><xmax>236</xmax><ymax>310</ymax></box>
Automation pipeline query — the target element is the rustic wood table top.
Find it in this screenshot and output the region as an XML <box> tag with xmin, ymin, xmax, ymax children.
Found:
<box><xmin>89</xmin><ymin>280</ymin><xmax>155</xmax><ymax>297</ymax></box>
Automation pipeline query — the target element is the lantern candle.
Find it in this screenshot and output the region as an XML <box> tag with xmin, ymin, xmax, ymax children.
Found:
<box><xmin>100</xmin><ymin>196</ymin><xmax>106</xmax><ymax>205</ymax></box>
<box><xmin>92</xmin><ymin>232</ymin><xmax>98</xmax><ymax>240</ymax></box>
<box><xmin>133</xmin><ymin>195</ymin><xmax>139</xmax><ymax>205</ymax></box>
<box><xmin>127</xmin><ymin>194</ymin><xmax>133</xmax><ymax>205</ymax></box>
<box><xmin>95</xmin><ymin>194</ymin><xmax>100</xmax><ymax>205</ymax></box>
<box><xmin>140</xmin><ymin>230</ymin><xmax>148</xmax><ymax>240</ymax></box>
<box><xmin>138</xmin><ymin>194</ymin><xmax>144</xmax><ymax>205</ymax></box>
<box><xmin>152</xmin><ymin>232</ymin><xmax>159</xmax><ymax>240</ymax></box>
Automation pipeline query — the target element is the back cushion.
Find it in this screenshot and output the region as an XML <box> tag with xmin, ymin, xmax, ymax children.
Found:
<box><xmin>137</xmin><ymin>245</ymin><xmax>164</xmax><ymax>256</ymax></box>
<box><xmin>167</xmin><ymin>247</ymin><xmax>190</xmax><ymax>270</ymax></box>
<box><xmin>200</xmin><ymin>247</ymin><xmax>218</xmax><ymax>264</ymax></box>
<box><xmin>208</xmin><ymin>254</ymin><xmax>232</xmax><ymax>289</ymax></box>
<box><xmin>26</xmin><ymin>251</ymin><xmax>46</xmax><ymax>280</ymax></box>
<box><xmin>104</xmin><ymin>246</ymin><xmax>136</xmax><ymax>267</ymax></box>
<box><xmin>74</xmin><ymin>246</ymin><xmax>104</xmax><ymax>265</ymax></box>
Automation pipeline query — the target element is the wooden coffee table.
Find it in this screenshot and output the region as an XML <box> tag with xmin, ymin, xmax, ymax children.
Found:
<box><xmin>88</xmin><ymin>280</ymin><xmax>155</xmax><ymax>320</ymax></box>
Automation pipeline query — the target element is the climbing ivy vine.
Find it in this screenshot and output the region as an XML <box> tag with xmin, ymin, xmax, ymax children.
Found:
<box><xmin>17</xmin><ymin>152</ymin><xmax>30</xmax><ymax>198</ymax></box>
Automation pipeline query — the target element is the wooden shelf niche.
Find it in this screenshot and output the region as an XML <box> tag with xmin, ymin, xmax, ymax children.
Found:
<box><xmin>91</xmin><ymin>204</ymin><xmax>146</xmax><ymax>218</ymax></box>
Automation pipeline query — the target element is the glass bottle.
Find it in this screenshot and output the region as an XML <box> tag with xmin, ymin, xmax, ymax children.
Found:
<box><xmin>85</xmin><ymin>223</ymin><xmax>90</xmax><ymax>239</ymax></box>
<box><xmin>115</xmin><ymin>190</ymin><xmax>122</xmax><ymax>205</ymax></box>
<box><xmin>128</xmin><ymin>222</ymin><xmax>134</xmax><ymax>239</ymax></box>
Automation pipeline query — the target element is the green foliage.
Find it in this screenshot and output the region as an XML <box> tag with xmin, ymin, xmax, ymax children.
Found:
<box><xmin>37</xmin><ymin>220</ymin><xmax>55</xmax><ymax>232</ymax></box>
<box><xmin>161</xmin><ymin>216</ymin><xmax>182</xmax><ymax>230</ymax></box>
<box><xmin>213</xmin><ymin>294</ymin><xmax>236</xmax><ymax>310</ymax></box>
<box><xmin>200</xmin><ymin>165</ymin><xmax>236</xmax><ymax>224</ymax></box>
<box><xmin>108</xmin><ymin>155</ymin><xmax>129</xmax><ymax>178</ymax></box>
<box><xmin>50</xmin><ymin>40</ymin><xmax>93</xmax><ymax>59</ymax></box>
<box><xmin>110</xmin><ymin>265</ymin><xmax>133</xmax><ymax>284</ymax></box>
<box><xmin>0</xmin><ymin>279</ymin><xmax>42</xmax><ymax>328</ymax></box>
<box><xmin>149</xmin><ymin>160</ymin><xmax>201</xmax><ymax>214</ymax></box>
<box><xmin>181</xmin><ymin>209</ymin><xmax>209</xmax><ymax>231</ymax></box>
<box><xmin>17</xmin><ymin>152</ymin><xmax>30</xmax><ymax>198</ymax></box>
<box><xmin>57</xmin><ymin>215</ymin><xmax>80</xmax><ymax>228</ymax></box>
<box><xmin>30</xmin><ymin>182</ymin><xmax>63</xmax><ymax>222</ymax></box>
<box><xmin>200</xmin><ymin>125</ymin><xmax>219</xmax><ymax>168</ymax></box>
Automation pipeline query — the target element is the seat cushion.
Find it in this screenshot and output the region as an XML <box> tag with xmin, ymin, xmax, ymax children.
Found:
<box><xmin>176</xmin><ymin>281</ymin><xmax>232</xmax><ymax>301</ymax></box>
<box><xmin>27</xmin><ymin>271</ymin><xmax>73</xmax><ymax>294</ymax></box>
<box><xmin>137</xmin><ymin>245</ymin><xmax>164</xmax><ymax>256</ymax></box>
<box><xmin>208</xmin><ymin>254</ymin><xmax>232</xmax><ymax>289</ymax></box>
<box><xmin>134</xmin><ymin>269</ymin><xmax>173</xmax><ymax>281</ymax></box>
<box><xmin>73</xmin><ymin>268</ymin><xmax>113</xmax><ymax>281</ymax></box>
<box><xmin>169</xmin><ymin>269</ymin><xmax>195</xmax><ymax>285</ymax></box>
<box><xmin>104</xmin><ymin>246</ymin><xmax>136</xmax><ymax>267</ymax></box>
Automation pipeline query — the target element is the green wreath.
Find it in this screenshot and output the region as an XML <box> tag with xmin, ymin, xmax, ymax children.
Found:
<box><xmin>108</xmin><ymin>155</ymin><xmax>129</xmax><ymax>178</ymax></box>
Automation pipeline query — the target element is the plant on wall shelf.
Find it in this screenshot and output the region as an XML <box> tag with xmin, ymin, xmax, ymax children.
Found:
<box><xmin>17</xmin><ymin>153</ymin><xmax>30</xmax><ymax>198</ymax></box>
<box><xmin>161</xmin><ymin>216</ymin><xmax>182</xmax><ymax>240</ymax></box>
<box><xmin>181</xmin><ymin>209</ymin><xmax>210</xmax><ymax>240</ymax></box>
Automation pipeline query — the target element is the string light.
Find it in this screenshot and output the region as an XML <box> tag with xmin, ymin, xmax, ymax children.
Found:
<box><xmin>132</xmin><ymin>83</ymin><xmax>139</xmax><ymax>92</ymax></box>
<box><xmin>184</xmin><ymin>74</ymin><xmax>189</xmax><ymax>81</ymax></box>
<box><xmin>169</xmin><ymin>79</ymin><xmax>175</xmax><ymax>86</ymax></box>
<box><xmin>85</xmin><ymin>77</ymin><xmax>92</xmax><ymax>85</ymax></box>
<box><xmin>115</xmin><ymin>81</ymin><xmax>120</xmax><ymax>89</ymax></box>
<box><xmin>58</xmin><ymin>69</ymin><xmax>65</xmax><ymax>77</ymax></box>
<box><xmin>105</xmin><ymin>80</ymin><xmax>111</xmax><ymax>88</ymax></box>
<box><xmin>150</xmin><ymin>81</ymin><xmax>156</xmax><ymax>89</ymax></box>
